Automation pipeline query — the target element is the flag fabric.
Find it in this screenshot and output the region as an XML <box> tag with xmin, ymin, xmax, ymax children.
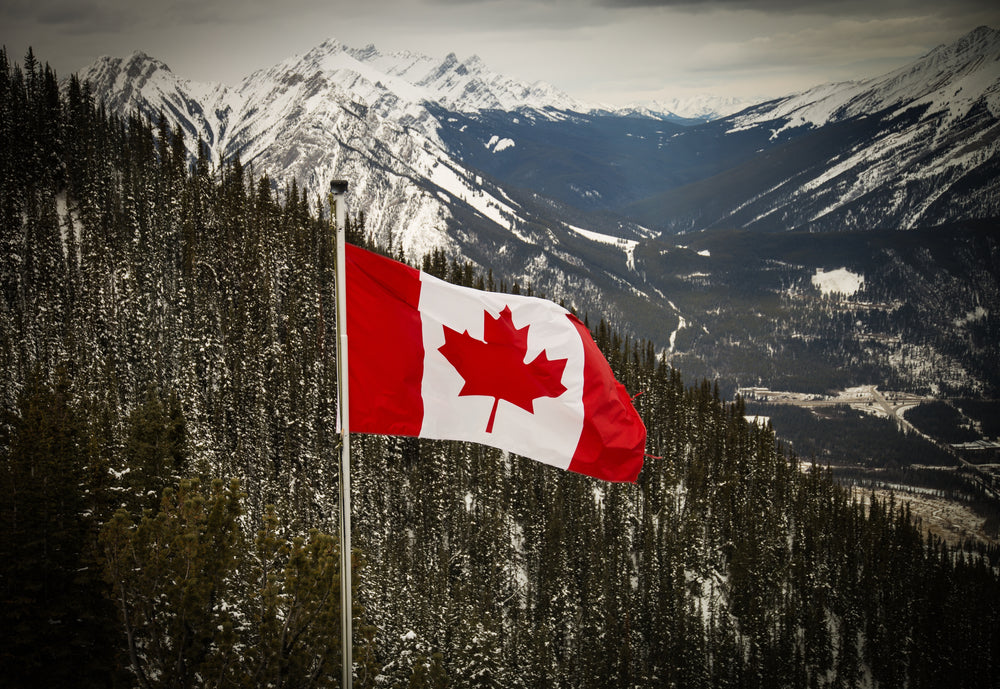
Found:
<box><xmin>345</xmin><ymin>244</ymin><xmax>646</xmax><ymax>483</ymax></box>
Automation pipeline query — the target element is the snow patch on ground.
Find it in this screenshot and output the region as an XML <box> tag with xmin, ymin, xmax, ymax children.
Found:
<box><xmin>563</xmin><ymin>222</ymin><xmax>638</xmax><ymax>269</ymax></box>
<box><xmin>669</xmin><ymin>316</ymin><xmax>687</xmax><ymax>353</ymax></box>
<box><xmin>485</xmin><ymin>135</ymin><xmax>515</xmax><ymax>152</ymax></box>
<box><xmin>427</xmin><ymin>160</ymin><xmax>519</xmax><ymax>234</ymax></box>
<box><xmin>811</xmin><ymin>267</ymin><xmax>864</xmax><ymax>296</ymax></box>
<box><xmin>954</xmin><ymin>306</ymin><xmax>988</xmax><ymax>327</ymax></box>
<box><xmin>55</xmin><ymin>192</ymin><xmax>82</xmax><ymax>262</ymax></box>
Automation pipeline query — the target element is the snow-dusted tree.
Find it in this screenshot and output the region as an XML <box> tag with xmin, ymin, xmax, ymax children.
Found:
<box><xmin>100</xmin><ymin>479</ymin><xmax>377</xmax><ymax>688</ymax></box>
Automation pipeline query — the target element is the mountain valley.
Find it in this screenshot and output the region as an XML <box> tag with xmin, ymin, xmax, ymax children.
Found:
<box><xmin>72</xmin><ymin>27</ymin><xmax>1000</xmax><ymax>483</ymax></box>
<box><xmin>4</xmin><ymin>31</ymin><xmax>1000</xmax><ymax>685</ymax></box>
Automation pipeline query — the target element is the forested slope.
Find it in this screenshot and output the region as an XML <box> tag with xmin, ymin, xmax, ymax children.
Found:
<box><xmin>2</xmin><ymin>49</ymin><xmax>998</xmax><ymax>688</ymax></box>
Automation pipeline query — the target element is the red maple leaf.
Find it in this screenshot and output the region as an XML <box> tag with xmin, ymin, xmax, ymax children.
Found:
<box><xmin>438</xmin><ymin>306</ymin><xmax>568</xmax><ymax>433</ymax></box>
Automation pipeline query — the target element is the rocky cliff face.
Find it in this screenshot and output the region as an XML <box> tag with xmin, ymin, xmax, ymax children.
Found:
<box><xmin>78</xmin><ymin>42</ymin><xmax>571</xmax><ymax>260</ymax></box>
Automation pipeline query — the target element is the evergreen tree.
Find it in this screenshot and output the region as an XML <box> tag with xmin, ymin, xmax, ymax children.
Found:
<box><xmin>100</xmin><ymin>480</ymin><xmax>376</xmax><ymax>688</ymax></box>
<box><xmin>3</xmin><ymin>47</ymin><xmax>1000</xmax><ymax>687</ymax></box>
<box><xmin>124</xmin><ymin>385</ymin><xmax>188</xmax><ymax>510</ymax></box>
<box><xmin>0</xmin><ymin>370</ymin><xmax>120</xmax><ymax>687</ymax></box>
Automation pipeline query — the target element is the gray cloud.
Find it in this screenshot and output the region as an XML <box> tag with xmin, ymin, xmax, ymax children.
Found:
<box><xmin>2</xmin><ymin>0</ymin><xmax>997</xmax><ymax>105</ymax></box>
<box><xmin>5</xmin><ymin>0</ymin><xmax>133</xmax><ymax>33</ymax></box>
<box><xmin>594</xmin><ymin>0</ymin><xmax>988</xmax><ymax>11</ymax></box>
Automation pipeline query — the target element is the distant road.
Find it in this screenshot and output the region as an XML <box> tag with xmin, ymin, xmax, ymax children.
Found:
<box><xmin>740</xmin><ymin>386</ymin><xmax>1000</xmax><ymax>501</ymax></box>
<box><xmin>739</xmin><ymin>385</ymin><xmax>927</xmax><ymax>433</ymax></box>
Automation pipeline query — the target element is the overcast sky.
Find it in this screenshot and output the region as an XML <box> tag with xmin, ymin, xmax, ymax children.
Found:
<box><xmin>3</xmin><ymin>0</ymin><xmax>999</xmax><ymax>105</ymax></box>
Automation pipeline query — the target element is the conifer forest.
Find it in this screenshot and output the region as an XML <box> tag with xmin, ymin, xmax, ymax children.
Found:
<box><xmin>2</xmin><ymin>49</ymin><xmax>999</xmax><ymax>688</ymax></box>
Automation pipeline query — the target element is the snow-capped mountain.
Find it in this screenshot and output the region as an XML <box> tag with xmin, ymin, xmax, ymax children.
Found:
<box><xmin>79</xmin><ymin>26</ymin><xmax>1000</xmax><ymax>246</ymax></box>
<box><xmin>628</xmin><ymin>25</ymin><xmax>1000</xmax><ymax>233</ymax></box>
<box><xmin>617</xmin><ymin>94</ymin><xmax>762</xmax><ymax>122</ymax></box>
<box><xmin>77</xmin><ymin>39</ymin><xmax>686</xmax><ymax>342</ymax></box>
<box><xmin>728</xmin><ymin>25</ymin><xmax>1000</xmax><ymax>132</ymax></box>
<box><xmin>77</xmin><ymin>51</ymin><xmax>232</xmax><ymax>150</ymax></box>
<box><xmin>77</xmin><ymin>41</ymin><xmax>599</xmax><ymax>261</ymax></box>
<box><xmin>590</xmin><ymin>94</ymin><xmax>761</xmax><ymax>125</ymax></box>
<box><xmin>337</xmin><ymin>41</ymin><xmax>587</xmax><ymax>113</ymax></box>
<box><xmin>76</xmin><ymin>27</ymin><xmax>1000</xmax><ymax>347</ymax></box>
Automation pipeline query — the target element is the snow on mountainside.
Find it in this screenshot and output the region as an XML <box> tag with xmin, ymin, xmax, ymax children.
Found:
<box><xmin>630</xmin><ymin>26</ymin><xmax>1000</xmax><ymax>234</ymax></box>
<box><xmin>76</xmin><ymin>38</ymin><xmax>663</xmax><ymax>335</ymax></box>
<box><xmin>81</xmin><ymin>26</ymin><xmax>1000</xmax><ymax>249</ymax></box>
<box><xmin>639</xmin><ymin>95</ymin><xmax>762</xmax><ymax>121</ymax></box>
<box><xmin>77</xmin><ymin>28</ymin><xmax>1000</xmax><ymax>340</ymax></box>
<box><xmin>341</xmin><ymin>42</ymin><xmax>587</xmax><ymax>113</ymax></box>
<box><xmin>600</xmin><ymin>95</ymin><xmax>762</xmax><ymax>124</ymax></box>
<box><xmin>749</xmin><ymin>26</ymin><xmax>1000</xmax><ymax>231</ymax></box>
<box><xmin>78</xmin><ymin>40</ymin><xmax>585</xmax><ymax>261</ymax></box>
<box><xmin>728</xmin><ymin>25</ymin><xmax>1000</xmax><ymax>133</ymax></box>
<box><xmin>78</xmin><ymin>51</ymin><xmax>236</xmax><ymax>150</ymax></box>
<box><xmin>69</xmin><ymin>29</ymin><xmax>1000</xmax><ymax>387</ymax></box>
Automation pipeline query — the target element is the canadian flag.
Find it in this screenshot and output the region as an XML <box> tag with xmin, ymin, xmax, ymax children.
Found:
<box><xmin>346</xmin><ymin>244</ymin><xmax>646</xmax><ymax>483</ymax></box>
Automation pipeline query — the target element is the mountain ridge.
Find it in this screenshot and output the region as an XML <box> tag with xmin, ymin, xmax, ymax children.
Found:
<box><xmin>75</xmin><ymin>38</ymin><xmax>685</xmax><ymax>341</ymax></box>
<box><xmin>625</xmin><ymin>25</ymin><xmax>1000</xmax><ymax>234</ymax></box>
<box><xmin>726</xmin><ymin>24</ymin><xmax>1000</xmax><ymax>134</ymax></box>
<box><xmin>73</xmin><ymin>28</ymin><xmax>1000</xmax><ymax>382</ymax></box>
<box><xmin>76</xmin><ymin>26</ymin><xmax>1000</xmax><ymax>241</ymax></box>
<box><xmin>77</xmin><ymin>42</ymin><xmax>583</xmax><ymax>260</ymax></box>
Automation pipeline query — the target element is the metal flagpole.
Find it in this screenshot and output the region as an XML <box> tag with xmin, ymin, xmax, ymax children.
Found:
<box><xmin>330</xmin><ymin>179</ymin><xmax>353</xmax><ymax>689</ymax></box>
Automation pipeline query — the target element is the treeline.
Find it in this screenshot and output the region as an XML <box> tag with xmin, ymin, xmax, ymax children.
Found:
<box><xmin>663</xmin><ymin>229</ymin><xmax>1000</xmax><ymax>399</ymax></box>
<box><xmin>746</xmin><ymin>403</ymin><xmax>955</xmax><ymax>468</ymax></box>
<box><xmin>2</xmin><ymin>48</ymin><xmax>1000</xmax><ymax>688</ymax></box>
<box><xmin>904</xmin><ymin>401</ymin><xmax>981</xmax><ymax>444</ymax></box>
<box><xmin>955</xmin><ymin>399</ymin><xmax>1000</xmax><ymax>439</ymax></box>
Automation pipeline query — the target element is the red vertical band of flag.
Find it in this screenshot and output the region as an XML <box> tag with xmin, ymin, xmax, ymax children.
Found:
<box><xmin>566</xmin><ymin>314</ymin><xmax>646</xmax><ymax>482</ymax></box>
<box><xmin>345</xmin><ymin>244</ymin><xmax>645</xmax><ymax>483</ymax></box>
<box><xmin>345</xmin><ymin>245</ymin><xmax>424</xmax><ymax>435</ymax></box>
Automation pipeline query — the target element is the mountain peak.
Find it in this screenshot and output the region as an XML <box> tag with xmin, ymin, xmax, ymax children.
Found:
<box><xmin>920</xmin><ymin>24</ymin><xmax>999</xmax><ymax>63</ymax></box>
<box><xmin>80</xmin><ymin>51</ymin><xmax>178</xmax><ymax>107</ymax></box>
<box><xmin>461</xmin><ymin>54</ymin><xmax>486</xmax><ymax>71</ymax></box>
<box><xmin>124</xmin><ymin>49</ymin><xmax>158</xmax><ymax>64</ymax></box>
<box><xmin>950</xmin><ymin>25</ymin><xmax>999</xmax><ymax>54</ymax></box>
<box><xmin>354</xmin><ymin>43</ymin><xmax>380</xmax><ymax>60</ymax></box>
<box><xmin>76</xmin><ymin>27</ymin><xmax>1000</xmax><ymax>312</ymax></box>
<box><xmin>726</xmin><ymin>25</ymin><xmax>1000</xmax><ymax>132</ymax></box>
<box><xmin>650</xmin><ymin>94</ymin><xmax>763</xmax><ymax>121</ymax></box>
<box><xmin>91</xmin><ymin>50</ymin><xmax>172</xmax><ymax>78</ymax></box>
<box><xmin>428</xmin><ymin>52</ymin><xmax>462</xmax><ymax>82</ymax></box>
